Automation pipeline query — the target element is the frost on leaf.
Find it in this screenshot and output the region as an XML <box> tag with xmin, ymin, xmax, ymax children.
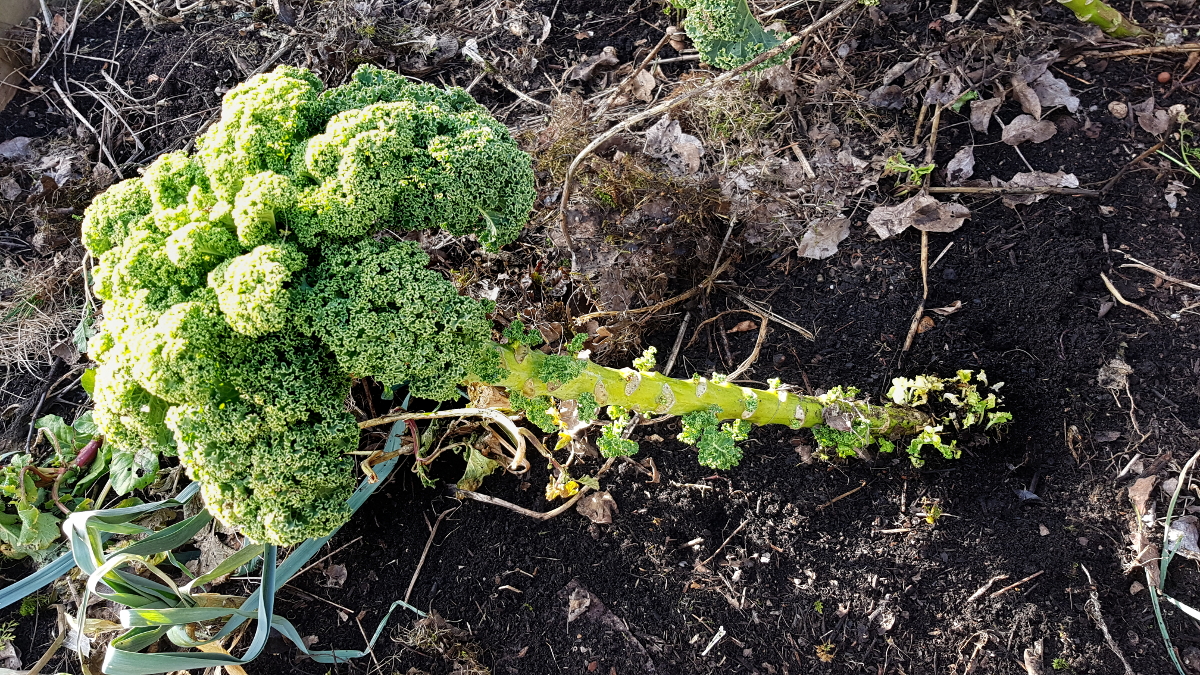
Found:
<box><xmin>970</xmin><ymin>97</ymin><xmax>1003</xmax><ymax>133</ymax></box>
<box><xmin>945</xmin><ymin>146</ymin><xmax>975</xmax><ymax>185</ymax></box>
<box><xmin>1001</xmin><ymin>115</ymin><xmax>1056</xmax><ymax>145</ymax></box>
<box><xmin>1000</xmin><ymin>171</ymin><xmax>1079</xmax><ymax>208</ymax></box>
<box><xmin>867</xmin><ymin>194</ymin><xmax>969</xmax><ymax>239</ymax></box>
<box><xmin>796</xmin><ymin>217</ymin><xmax>850</xmax><ymax>260</ymax></box>
<box><xmin>644</xmin><ymin>114</ymin><xmax>704</xmax><ymax>175</ymax></box>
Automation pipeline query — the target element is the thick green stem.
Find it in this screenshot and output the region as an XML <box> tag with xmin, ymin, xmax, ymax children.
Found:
<box><xmin>1057</xmin><ymin>0</ymin><xmax>1147</xmax><ymax>37</ymax></box>
<box><xmin>484</xmin><ymin>345</ymin><xmax>932</xmax><ymax>438</ymax></box>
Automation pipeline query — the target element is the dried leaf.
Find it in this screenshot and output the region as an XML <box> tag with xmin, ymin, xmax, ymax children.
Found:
<box><xmin>924</xmin><ymin>74</ymin><xmax>963</xmax><ymax>106</ymax></box>
<box><xmin>630</xmin><ymin>69</ymin><xmax>657</xmax><ymax>102</ymax></box>
<box><xmin>969</xmin><ymin>97</ymin><xmax>1003</xmax><ymax>133</ymax></box>
<box><xmin>880</xmin><ymin>58</ymin><xmax>918</xmax><ymax>85</ymax></box>
<box><xmin>867</xmin><ymin>194</ymin><xmax>969</xmax><ymax>239</ymax></box>
<box><xmin>1132</xmin><ymin>529</ymin><xmax>1161</xmax><ymax>589</ymax></box>
<box><xmin>727</xmin><ymin>320</ymin><xmax>758</xmax><ymax>333</ymax></box>
<box><xmin>1031</xmin><ymin>71</ymin><xmax>1079</xmax><ymax>113</ymax></box>
<box><xmin>1132</xmin><ymin>96</ymin><xmax>1170</xmax><ymax>135</ymax></box>
<box><xmin>1023</xmin><ymin>639</ymin><xmax>1044</xmax><ymax>675</ymax></box>
<box><xmin>322</xmin><ymin>563</ymin><xmax>348</xmax><ymax>588</ymax></box>
<box><xmin>0</xmin><ymin>175</ymin><xmax>20</xmax><ymax>201</ymax></box>
<box><xmin>567</xmin><ymin>46</ymin><xmax>619</xmax><ymax>82</ymax></box>
<box><xmin>1001</xmin><ymin>171</ymin><xmax>1079</xmax><ymax>207</ymax></box>
<box><xmin>576</xmin><ymin>491</ymin><xmax>618</xmax><ymax>524</ymax></box>
<box><xmin>867</xmin><ymin>84</ymin><xmax>905</xmax><ymax>109</ymax></box>
<box><xmin>0</xmin><ymin>136</ymin><xmax>34</xmax><ymax>161</ymax></box>
<box><xmin>567</xmin><ymin>586</ymin><xmax>592</xmax><ymax>622</ymax></box>
<box><xmin>1129</xmin><ymin>476</ymin><xmax>1158</xmax><ymax>516</ymax></box>
<box><xmin>1011</xmin><ymin>75</ymin><xmax>1041</xmax><ymax>119</ymax></box>
<box><xmin>1138</xmin><ymin>109</ymin><xmax>1170</xmax><ymax>135</ymax></box>
<box><xmin>763</xmin><ymin>64</ymin><xmax>796</xmax><ymax>94</ymax></box>
<box><xmin>945</xmin><ymin>146</ymin><xmax>974</xmax><ymax>185</ymax></box>
<box><xmin>644</xmin><ymin>114</ymin><xmax>704</xmax><ymax>175</ymax></box>
<box><xmin>1168</xmin><ymin>516</ymin><xmax>1200</xmax><ymax>561</ymax></box>
<box><xmin>1001</xmin><ymin>115</ymin><xmax>1056</xmax><ymax>145</ymax></box>
<box><xmin>796</xmin><ymin>216</ymin><xmax>850</xmax><ymax>259</ymax></box>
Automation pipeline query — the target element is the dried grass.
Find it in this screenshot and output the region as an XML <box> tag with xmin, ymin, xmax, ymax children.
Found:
<box><xmin>0</xmin><ymin>247</ymin><xmax>85</xmax><ymax>374</ymax></box>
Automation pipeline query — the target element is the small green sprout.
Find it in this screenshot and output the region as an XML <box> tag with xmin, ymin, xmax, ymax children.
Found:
<box><xmin>1052</xmin><ymin>657</ymin><xmax>1070</xmax><ymax>671</ymax></box>
<box><xmin>813</xmin><ymin>600</ymin><xmax>824</xmax><ymax>614</ymax></box>
<box><xmin>883</xmin><ymin>153</ymin><xmax>936</xmax><ymax>186</ymax></box>
<box><xmin>597</xmin><ymin>406</ymin><xmax>639</xmax><ymax>458</ymax></box>
<box><xmin>633</xmin><ymin>346</ymin><xmax>658</xmax><ymax>372</ymax></box>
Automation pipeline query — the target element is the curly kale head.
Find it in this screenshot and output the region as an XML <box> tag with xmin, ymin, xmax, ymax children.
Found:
<box><xmin>81</xmin><ymin>65</ymin><xmax>534</xmax><ymax>545</ymax></box>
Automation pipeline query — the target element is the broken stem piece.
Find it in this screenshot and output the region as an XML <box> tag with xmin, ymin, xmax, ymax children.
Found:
<box><xmin>1100</xmin><ymin>273</ymin><xmax>1160</xmax><ymax>323</ymax></box>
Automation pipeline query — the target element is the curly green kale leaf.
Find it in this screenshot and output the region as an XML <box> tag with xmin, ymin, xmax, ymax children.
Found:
<box><xmin>677</xmin><ymin>0</ymin><xmax>794</xmax><ymax>70</ymax></box>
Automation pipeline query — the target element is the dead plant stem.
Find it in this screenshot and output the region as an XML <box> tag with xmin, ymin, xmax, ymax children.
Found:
<box><xmin>1100</xmin><ymin>273</ymin><xmax>1160</xmax><ymax>323</ymax></box>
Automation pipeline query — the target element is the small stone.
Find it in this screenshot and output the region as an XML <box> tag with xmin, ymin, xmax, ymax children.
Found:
<box><xmin>1039</xmin><ymin>524</ymin><xmax>1049</xmax><ymax>536</ymax></box>
<box><xmin>1108</xmin><ymin>100</ymin><xmax>1128</xmax><ymax>119</ymax></box>
<box><xmin>772</xmin><ymin>353</ymin><xmax>786</xmax><ymax>367</ymax></box>
<box><xmin>1158</xmin><ymin>71</ymin><xmax>1172</xmax><ymax>84</ymax></box>
<box><xmin>1078</xmin><ymin>537</ymin><xmax>1089</xmax><ymax>546</ymax></box>
<box><xmin>1130</xmin><ymin>581</ymin><xmax>1145</xmax><ymax>595</ymax></box>
<box><xmin>942</xmin><ymin>267</ymin><xmax>958</xmax><ymax>281</ymax></box>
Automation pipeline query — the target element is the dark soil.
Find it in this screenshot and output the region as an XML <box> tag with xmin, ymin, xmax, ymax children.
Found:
<box><xmin>2</xmin><ymin>0</ymin><xmax>1199</xmax><ymax>673</ymax></box>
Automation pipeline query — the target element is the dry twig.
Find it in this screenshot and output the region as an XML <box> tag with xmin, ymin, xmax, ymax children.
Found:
<box><xmin>1100</xmin><ymin>273</ymin><xmax>1160</xmax><ymax>323</ymax></box>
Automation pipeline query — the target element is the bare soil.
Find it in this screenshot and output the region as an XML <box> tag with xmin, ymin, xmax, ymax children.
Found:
<box><xmin>1</xmin><ymin>0</ymin><xmax>1199</xmax><ymax>673</ymax></box>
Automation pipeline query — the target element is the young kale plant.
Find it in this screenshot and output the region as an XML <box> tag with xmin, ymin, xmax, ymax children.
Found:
<box><xmin>80</xmin><ymin>65</ymin><xmax>1010</xmax><ymax>548</ymax></box>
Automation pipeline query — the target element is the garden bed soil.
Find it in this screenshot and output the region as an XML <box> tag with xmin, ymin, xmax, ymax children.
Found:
<box><xmin>0</xmin><ymin>0</ymin><xmax>1198</xmax><ymax>673</ymax></box>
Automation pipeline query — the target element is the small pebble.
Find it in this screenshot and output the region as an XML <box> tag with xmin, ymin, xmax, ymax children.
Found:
<box><xmin>772</xmin><ymin>353</ymin><xmax>786</xmax><ymax>367</ymax></box>
<box><xmin>942</xmin><ymin>267</ymin><xmax>958</xmax><ymax>281</ymax></box>
<box><xmin>1108</xmin><ymin>100</ymin><xmax>1128</xmax><ymax>119</ymax></box>
<box><xmin>1158</xmin><ymin>71</ymin><xmax>1172</xmax><ymax>83</ymax></box>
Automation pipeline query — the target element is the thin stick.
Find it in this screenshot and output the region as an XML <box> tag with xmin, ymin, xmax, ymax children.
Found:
<box><xmin>728</xmin><ymin>313</ymin><xmax>768</xmax><ymax>381</ymax></box>
<box><xmin>926</xmin><ymin>186</ymin><xmax>1100</xmax><ymax>196</ymax></box>
<box><xmin>700</xmin><ymin>519</ymin><xmax>749</xmax><ymax>566</ymax></box>
<box><xmin>920</xmin><ymin>230</ymin><xmax>930</xmax><ymax>299</ymax></box>
<box><xmin>726</xmin><ymin>291</ymin><xmax>815</xmax><ymax>341</ymax></box>
<box><xmin>574</xmin><ymin>258</ymin><xmax>734</xmax><ymax>325</ymax></box>
<box><xmin>713</xmin><ymin>214</ymin><xmax>737</xmax><ymax>276</ymax></box>
<box><xmin>405</xmin><ymin>507</ymin><xmax>458</xmax><ymax>604</ymax></box>
<box><xmin>1100</xmin><ymin>273</ymin><xmax>1160</xmax><ymax>323</ymax></box>
<box><xmin>557</xmin><ymin>0</ymin><xmax>861</xmax><ymax>252</ymax></box>
<box><xmin>663</xmin><ymin>311</ymin><xmax>691</xmax><ymax>377</ymax></box>
<box><xmin>815</xmin><ymin>480</ymin><xmax>867</xmax><ymax>511</ymax></box>
<box><xmin>901</xmin><ymin>232</ymin><xmax>929</xmax><ymax>353</ymax></box>
<box><xmin>1119</xmin><ymin>258</ymin><xmax>1200</xmax><ymax>291</ymax></box>
<box><xmin>988</xmin><ymin>570</ymin><xmax>1043</xmax><ymax>598</ymax></box>
<box><xmin>929</xmin><ymin>241</ymin><xmax>954</xmax><ymax>270</ymax></box>
<box><xmin>1100</xmin><ymin>140</ymin><xmax>1165</xmax><ymax>194</ymax></box>
<box><xmin>1077</xmin><ymin>44</ymin><xmax>1200</xmax><ymax>58</ymax></box>
<box><xmin>967</xmin><ymin>574</ymin><xmax>1009</xmax><ymax>602</ymax></box>
<box><xmin>291</xmin><ymin>536</ymin><xmax>364</xmax><ymax>581</ymax></box>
